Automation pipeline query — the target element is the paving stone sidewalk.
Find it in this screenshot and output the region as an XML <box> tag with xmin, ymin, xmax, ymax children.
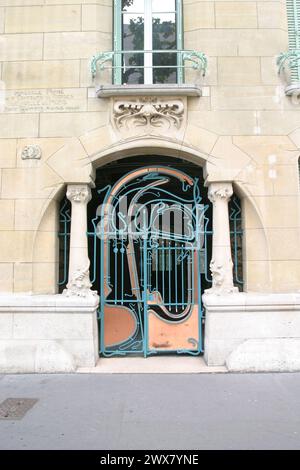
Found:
<box><xmin>0</xmin><ymin>372</ymin><xmax>299</xmax><ymax>450</ymax></box>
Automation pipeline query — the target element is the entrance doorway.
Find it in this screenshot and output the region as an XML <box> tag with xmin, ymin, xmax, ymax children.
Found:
<box><xmin>58</xmin><ymin>156</ymin><xmax>243</xmax><ymax>357</ymax></box>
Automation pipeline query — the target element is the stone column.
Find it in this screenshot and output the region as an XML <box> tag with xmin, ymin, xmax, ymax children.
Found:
<box><xmin>63</xmin><ymin>184</ymin><xmax>96</xmax><ymax>298</ymax></box>
<box><xmin>205</xmin><ymin>182</ymin><xmax>238</xmax><ymax>295</ymax></box>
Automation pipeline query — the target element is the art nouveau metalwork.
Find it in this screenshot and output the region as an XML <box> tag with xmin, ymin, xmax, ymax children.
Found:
<box><xmin>58</xmin><ymin>165</ymin><xmax>244</xmax><ymax>356</ymax></box>
<box><xmin>94</xmin><ymin>166</ymin><xmax>208</xmax><ymax>356</ymax></box>
<box><xmin>91</xmin><ymin>50</ymin><xmax>208</xmax><ymax>85</ymax></box>
<box><xmin>230</xmin><ymin>194</ymin><xmax>244</xmax><ymax>289</ymax></box>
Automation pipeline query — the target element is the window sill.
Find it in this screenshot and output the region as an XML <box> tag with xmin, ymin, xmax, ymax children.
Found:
<box><xmin>95</xmin><ymin>83</ymin><xmax>202</xmax><ymax>98</ymax></box>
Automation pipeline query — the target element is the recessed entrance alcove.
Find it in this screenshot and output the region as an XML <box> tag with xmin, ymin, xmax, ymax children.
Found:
<box><xmin>58</xmin><ymin>155</ymin><xmax>243</xmax><ymax>361</ymax></box>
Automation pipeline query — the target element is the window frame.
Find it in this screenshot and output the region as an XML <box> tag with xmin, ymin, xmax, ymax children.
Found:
<box><xmin>113</xmin><ymin>0</ymin><xmax>183</xmax><ymax>85</ymax></box>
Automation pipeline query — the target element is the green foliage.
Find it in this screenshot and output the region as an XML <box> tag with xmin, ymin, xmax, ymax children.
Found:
<box><xmin>122</xmin><ymin>0</ymin><xmax>135</xmax><ymax>9</ymax></box>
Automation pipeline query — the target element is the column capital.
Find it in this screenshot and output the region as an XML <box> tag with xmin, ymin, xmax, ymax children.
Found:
<box><xmin>66</xmin><ymin>184</ymin><xmax>92</xmax><ymax>205</ymax></box>
<box><xmin>207</xmin><ymin>182</ymin><xmax>233</xmax><ymax>204</ymax></box>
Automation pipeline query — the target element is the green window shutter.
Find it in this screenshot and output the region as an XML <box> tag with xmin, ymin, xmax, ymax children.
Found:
<box><xmin>286</xmin><ymin>0</ymin><xmax>300</xmax><ymax>82</ymax></box>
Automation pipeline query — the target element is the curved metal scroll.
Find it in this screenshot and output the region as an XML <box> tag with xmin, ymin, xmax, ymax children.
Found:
<box><xmin>98</xmin><ymin>166</ymin><xmax>207</xmax><ymax>356</ymax></box>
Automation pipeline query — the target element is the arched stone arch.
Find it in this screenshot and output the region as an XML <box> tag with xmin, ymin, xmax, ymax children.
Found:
<box><xmin>30</xmin><ymin>134</ymin><xmax>271</xmax><ymax>295</ymax></box>
<box><xmin>88</xmin><ymin>137</ymin><xmax>212</xmax><ymax>173</ymax></box>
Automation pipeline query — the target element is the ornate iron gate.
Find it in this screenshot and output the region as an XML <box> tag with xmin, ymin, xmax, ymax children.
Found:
<box><xmin>58</xmin><ymin>160</ymin><xmax>244</xmax><ymax>358</ymax></box>
<box><xmin>96</xmin><ymin>166</ymin><xmax>209</xmax><ymax>357</ymax></box>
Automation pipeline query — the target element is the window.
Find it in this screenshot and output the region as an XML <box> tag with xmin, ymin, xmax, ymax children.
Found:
<box><xmin>114</xmin><ymin>0</ymin><xmax>183</xmax><ymax>85</ymax></box>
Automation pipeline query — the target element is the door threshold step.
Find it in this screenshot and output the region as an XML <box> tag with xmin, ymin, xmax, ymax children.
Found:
<box><xmin>77</xmin><ymin>357</ymin><xmax>228</xmax><ymax>374</ymax></box>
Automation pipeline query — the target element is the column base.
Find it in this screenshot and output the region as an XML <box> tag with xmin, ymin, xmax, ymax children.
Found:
<box><xmin>205</xmin><ymin>286</ymin><xmax>239</xmax><ymax>296</ymax></box>
<box><xmin>63</xmin><ymin>287</ymin><xmax>99</xmax><ymax>299</ymax></box>
<box><xmin>63</xmin><ymin>264</ymin><xmax>98</xmax><ymax>299</ymax></box>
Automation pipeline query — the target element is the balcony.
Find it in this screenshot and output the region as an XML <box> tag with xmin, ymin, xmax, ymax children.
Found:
<box><xmin>91</xmin><ymin>50</ymin><xmax>208</xmax><ymax>98</ymax></box>
<box><xmin>277</xmin><ymin>49</ymin><xmax>300</xmax><ymax>97</ymax></box>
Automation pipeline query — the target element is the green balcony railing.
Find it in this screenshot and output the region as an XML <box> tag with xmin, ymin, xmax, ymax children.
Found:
<box><xmin>277</xmin><ymin>49</ymin><xmax>300</xmax><ymax>85</ymax></box>
<box><xmin>91</xmin><ymin>49</ymin><xmax>208</xmax><ymax>86</ymax></box>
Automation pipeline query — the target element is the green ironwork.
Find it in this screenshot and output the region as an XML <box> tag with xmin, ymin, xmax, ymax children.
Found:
<box><xmin>58</xmin><ymin>198</ymin><xmax>71</xmax><ymax>288</ymax></box>
<box><xmin>277</xmin><ymin>50</ymin><xmax>300</xmax><ymax>83</ymax></box>
<box><xmin>91</xmin><ymin>49</ymin><xmax>208</xmax><ymax>81</ymax></box>
<box><xmin>58</xmin><ymin>164</ymin><xmax>244</xmax><ymax>354</ymax></box>
<box><xmin>91</xmin><ymin>0</ymin><xmax>206</xmax><ymax>85</ymax></box>
<box><xmin>229</xmin><ymin>194</ymin><xmax>244</xmax><ymax>290</ymax></box>
<box><xmin>278</xmin><ymin>0</ymin><xmax>300</xmax><ymax>83</ymax></box>
<box><xmin>91</xmin><ymin>52</ymin><xmax>114</xmax><ymax>78</ymax></box>
<box><xmin>182</xmin><ymin>51</ymin><xmax>207</xmax><ymax>74</ymax></box>
<box><xmin>96</xmin><ymin>166</ymin><xmax>208</xmax><ymax>357</ymax></box>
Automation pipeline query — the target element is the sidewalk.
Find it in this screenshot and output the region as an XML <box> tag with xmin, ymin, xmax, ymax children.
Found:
<box><xmin>0</xmin><ymin>372</ymin><xmax>299</xmax><ymax>450</ymax></box>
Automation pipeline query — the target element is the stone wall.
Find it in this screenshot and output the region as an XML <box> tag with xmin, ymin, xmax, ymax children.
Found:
<box><xmin>0</xmin><ymin>0</ymin><xmax>299</xmax><ymax>297</ymax></box>
<box><xmin>204</xmin><ymin>292</ymin><xmax>300</xmax><ymax>372</ymax></box>
<box><xmin>0</xmin><ymin>294</ymin><xmax>99</xmax><ymax>373</ymax></box>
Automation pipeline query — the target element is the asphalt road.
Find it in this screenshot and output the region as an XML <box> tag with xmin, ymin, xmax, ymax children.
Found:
<box><xmin>0</xmin><ymin>372</ymin><xmax>300</xmax><ymax>450</ymax></box>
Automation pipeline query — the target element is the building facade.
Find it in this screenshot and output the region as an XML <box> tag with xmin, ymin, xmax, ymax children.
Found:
<box><xmin>0</xmin><ymin>0</ymin><xmax>300</xmax><ymax>373</ymax></box>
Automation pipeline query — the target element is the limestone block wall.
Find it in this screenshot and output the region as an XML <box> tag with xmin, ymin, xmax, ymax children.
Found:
<box><xmin>185</xmin><ymin>0</ymin><xmax>300</xmax><ymax>293</ymax></box>
<box><xmin>0</xmin><ymin>1</ymin><xmax>298</xmax><ymax>295</ymax></box>
<box><xmin>0</xmin><ymin>1</ymin><xmax>110</xmax><ymax>294</ymax></box>
<box><xmin>204</xmin><ymin>292</ymin><xmax>300</xmax><ymax>371</ymax></box>
<box><xmin>0</xmin><ymin>294</ymin><xmax>99</xmax><ymax>372</ymax></box>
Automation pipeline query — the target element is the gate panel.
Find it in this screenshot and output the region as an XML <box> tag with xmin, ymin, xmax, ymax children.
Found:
<box><xmin>96</xmin><ymin>166</ymin><xmax>209</xmax><ymax>357</ymax></box>
<box><xmin>147</xmin><ymin>240</ymin><xmax>200</xmax><ymax>353</ymax></box>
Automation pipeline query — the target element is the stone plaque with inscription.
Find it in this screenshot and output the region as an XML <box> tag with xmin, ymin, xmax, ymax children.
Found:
<box><xmin>4</xmin><ymin>89</ymin><xmax>86</xmax><ymax>113</ymax></box>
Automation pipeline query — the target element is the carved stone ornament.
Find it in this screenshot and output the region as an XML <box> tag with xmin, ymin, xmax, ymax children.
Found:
<box><xmin>209</xmin><ymin>259</ymin><xmax>225</xmax><ymax>288</ymax></box>
<box><xmin>21</xmin><ymin>145</ymin><xmax>42</xmax><ymax>160</ymax></box>
<box><xmin>66</xmin><ymin>186</ymin><xmax>91</xmax><ymax>204</ymax></box>
<box><xmin>208</xmin><ymin>186</ymin><xmax>233</xmax><ymax>204</ymax></box>
<box><xmin>205</xmin><ymin>259</ymin><xmax>238</xmax><ymax>295</ymax></box>
<box><xmin>112</xmin><ymin>97</ymin><xmax>185</xmax><ymax>136</ymax></box>
<box><xmin>63</xmin><ymin>263</ymin><xmax>97</xmax><ymax>298</ymax></box>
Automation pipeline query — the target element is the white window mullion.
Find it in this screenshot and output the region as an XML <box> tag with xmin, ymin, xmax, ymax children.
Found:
<box><xmin>144</xmin><ymin>0</ymin><xmax>153</xmax><ymax>85</ymax></box>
